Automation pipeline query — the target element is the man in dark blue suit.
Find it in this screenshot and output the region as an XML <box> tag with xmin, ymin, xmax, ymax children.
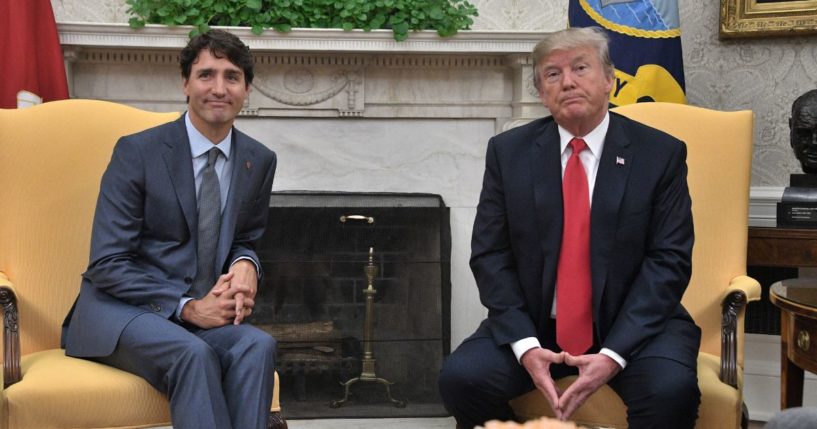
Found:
<box><xmin>62</xmin><ymin>30</ymin><xmax>278</xmax><ymax>429</ymax></box>
<box><xmin>439</xmin><ymin>27</ymin><xmax>701</xmax><ymax>429</ymax></box>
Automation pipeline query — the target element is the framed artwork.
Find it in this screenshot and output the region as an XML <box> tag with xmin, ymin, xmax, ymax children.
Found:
<box><xmin>720</xmin><ymin>0</ymin><xmax>817</xmax><ymax>38</ymax></box>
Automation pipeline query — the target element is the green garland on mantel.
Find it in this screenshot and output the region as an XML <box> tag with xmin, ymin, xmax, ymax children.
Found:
<box><xmin>125</xmin><ymin>0</ymin><xmax>479</xmax><ymax>41</ymax></box>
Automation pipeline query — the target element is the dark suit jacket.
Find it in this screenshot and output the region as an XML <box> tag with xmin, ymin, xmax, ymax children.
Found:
<box><xmin>469</xmin><ymin>111</ymin><xmax>699</xmax><ymax>366</ymax></box>
<box><xmin>62</xmin><ymin>115</ymin><xmax>277</xmax><ymax>357</ymax></box>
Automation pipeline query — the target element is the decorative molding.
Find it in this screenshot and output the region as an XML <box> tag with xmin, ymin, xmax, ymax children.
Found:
<box><xmin>256</xmin><ymin>56</ymin><xmax>368</xmax><ymax>67</ymax></box>
<box><xmin>58</xmin><ymin>22</ymin><xmax>539</xmax><ymax>120</ymax></box>
<box><xmin>283</xmin><ymin>69</ymin><xmax>316</xmax><ymax>94</ymax></box>
<box><xmin>58</xmin><ymin>22</ymin><xmax>545</xmax><ymax>54</ymax></box>
<box><xmin>750</xmin><ymin>186</ymin><xmax>784</xmax><ymax>227</ymax></box>
<box><xmin>254</xmin><ymin>70</ymin><xmax>349</xmax><ymax>106</ymax></box>
<box><xmin>369</xmin><ymin>56</ymin><xmax>507</xmax><ymax>68</ymax></box>
<box><xmin>76</xmin><ymin>49</ymin><xmax>179</xmax><ymax>65</ymax></box>
<box><xmin>68</xmin><ymin>47</ymin><xmax>510</xmax><ymax>70</ymax></box>
<box><xmin>505</xmin><ymin>54</ymin><xmax>535</xmax><ymax>68</ymax></box>
<box><xmin>525</xmin><ymin>71</ymin><xmax>538</xmax><ymax>98</ymax></box>
<box><xmin>251</xmin><ymin>68</ymin><xmax>364</xmax><ymax>116</ymax></box>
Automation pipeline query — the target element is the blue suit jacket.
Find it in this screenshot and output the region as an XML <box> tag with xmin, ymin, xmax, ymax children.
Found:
<box><xmin>62</xmin><ymin>115</ymin><xmax>277</xmax><ymax>357</ymax></box>
<box><xmin>469</xmin><ymin>112</ymin><xmax>700</xmax><ymax>366</ymax></box>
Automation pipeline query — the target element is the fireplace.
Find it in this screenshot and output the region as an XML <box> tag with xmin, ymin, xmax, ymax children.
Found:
<box><xmin>247</xmin><ymin>191</ymin><xmax>451</xmax><ymax>418</ymax></box>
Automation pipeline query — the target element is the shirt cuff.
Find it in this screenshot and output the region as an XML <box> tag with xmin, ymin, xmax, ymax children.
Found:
<box><xmin>600</xmin><ymin>347</ymin><xmax>627</xmax><ymax>369</ymax></box>
<box><xmin>231</xmin><ymin>256</ymin><xmax>261</xmax><ymax>279</ymax></box>
<box><xmin>176</xmin><ymin>296</ymin><xmax>194</xmax><ymax>321</ymax></box>
<box><xmin>510</xmin><ymin>337</ymin><xmax>542</xmax><ymax>363</ymax></box>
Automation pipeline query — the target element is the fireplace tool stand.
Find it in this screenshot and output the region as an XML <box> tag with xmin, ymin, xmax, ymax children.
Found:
<box><xmin>330</xmin><ymin>247</ymin><xmax>406</xmax><ymax>408</ymax></box>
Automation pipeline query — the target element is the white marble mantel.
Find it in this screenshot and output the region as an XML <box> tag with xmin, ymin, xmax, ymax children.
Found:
<box><xmin>58</xmin><ymin>22</ymin><xmax>545</xmax><ymax>54</ymax></box>
<box><xmin>58</xmin><ymin>23</ymin><xmax>549</xmax><ymax>121</ymax></box>
<box><xmin>58</xmin><ymin>22</ymin><xmax>550</xmax><ymax>349</ymax></box>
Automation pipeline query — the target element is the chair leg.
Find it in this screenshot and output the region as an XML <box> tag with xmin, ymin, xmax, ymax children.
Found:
<box><xmin>741</xmin><ymin>402</ymin><xmax>749</xmax><ymax>429</ymax></box>
<box><xmin>268</xmin><ymin>411</ymin><xmax>287</xmax><ymax>429</ymax></box>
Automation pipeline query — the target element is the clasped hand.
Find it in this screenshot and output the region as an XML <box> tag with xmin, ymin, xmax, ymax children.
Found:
<box><xmin>519</xmin><ymin>348</ymin><xmax>621</xmax><ymax>421</ymax></box>
<box><xmin>181</xmin><ymin>260</ymin><xmax>258</xmax><ymax>328</ymax></box>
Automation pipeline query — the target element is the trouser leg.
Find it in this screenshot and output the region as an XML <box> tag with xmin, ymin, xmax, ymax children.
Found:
<box><xmin>438</xmin><ymin>335</ymin><xmax>538</xmax><ymax>429</ymax></box>
<box><xmin>609</xmin><ymin>356</ymin><xmax>701</xmax><ymax>429</ymax></box>
<box><xmin>95</xmin><ymin>312</ymin><xmax>232</xmax><ymax>429</ymax></box>
<box><xmin>194</xmin><ymin>324</ymin><xmax>277</xmax><ymax>429</ymax></box>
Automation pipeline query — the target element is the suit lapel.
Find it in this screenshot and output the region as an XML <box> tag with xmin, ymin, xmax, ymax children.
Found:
<box><xmin>532</xmin><ymin>120</ymin><xmax>564</xmax><ymax>312</ymax></box>
<box><xmin>590</xmin><ymin>113</ymin><xmax>633</xmax><ymax>315</ymax></box>
<box><xmin>216</xmin><ymin>129</ymin><xmax>255</xmax><ymax>268</ymax></box>
<box><xmin>162</xmin><ymin>116</ymin><xmax>197</xmax><ymax>239</ymax></box>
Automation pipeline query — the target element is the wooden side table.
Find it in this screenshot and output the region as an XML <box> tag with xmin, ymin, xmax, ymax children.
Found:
<box><xmin>770</xmin><ymin>278</ymin><xmax>817</xmax><ymax>409</ymax></box>
<box><xmin>749</xmin><ymin>227</ymin><xmax>817</xmax><ymax>268</ymax></box>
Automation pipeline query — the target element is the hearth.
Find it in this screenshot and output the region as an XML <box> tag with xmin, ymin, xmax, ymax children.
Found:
<box><xmin>247</xmin><ymin>191</ymin><xmax>451</xmax><ymax>418</ymax></box>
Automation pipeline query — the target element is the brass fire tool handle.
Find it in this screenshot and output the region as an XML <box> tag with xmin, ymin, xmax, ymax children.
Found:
<box><xmin>339</xmin><ymin>215</ymin><xmax>375</xmax><ymax>224</ymax></box>
<box><xmin>330</xmin><ymin>247</ymin><xmax>406</xmax><ymax>409</ymax></box>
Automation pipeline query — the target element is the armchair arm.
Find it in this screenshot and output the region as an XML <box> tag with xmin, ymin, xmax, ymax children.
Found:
<box><xmin>720</xmin><ymin>275</ymin><xmax>761</xmax><ymax>388</ymax></box>
<box><xmin>0</xmin><ymin>272</ymin><xmax>20</xmax><ymax>388</ymax></box>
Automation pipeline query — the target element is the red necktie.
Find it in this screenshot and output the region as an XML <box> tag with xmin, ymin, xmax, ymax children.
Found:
<box><xmin>556</xmin><ymin>137</ymin><xmax>593</xmax><ymax>356</ymax></box>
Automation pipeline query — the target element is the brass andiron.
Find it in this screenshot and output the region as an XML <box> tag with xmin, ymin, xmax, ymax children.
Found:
<box><xmin>330</xmin><ymin>247</ymin><xmax>406</xmax><ymax>408</ymax></box>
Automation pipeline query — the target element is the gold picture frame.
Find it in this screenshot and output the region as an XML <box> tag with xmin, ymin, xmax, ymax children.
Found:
<box><xmin>720</xmin><ymin>0</ymin><xmax>817</xmax><ymax>38</ymax></box>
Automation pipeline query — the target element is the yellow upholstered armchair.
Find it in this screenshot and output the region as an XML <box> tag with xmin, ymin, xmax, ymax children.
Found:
<box><xmin>0</xmin><ymin>99</ymin><xmax>284</xmax><ymax>429</ymax></box>
<box><xmin>510</xmin><ymin>103</ymin><xmax>762</xmax><ymax>428</ymax></box>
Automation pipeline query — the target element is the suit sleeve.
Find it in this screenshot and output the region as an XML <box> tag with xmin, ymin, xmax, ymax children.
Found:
<box><xmin>470</xmin><ymin>138</ymin><xmax>538</xmax><ymax>345</ymax></box>
<box><xmin>226</xmin><ymin>151</ymin><xmax>277</xmax><ymax>278</ymax></box>
<box><xmin>82</xmin><ymin>137</ymin><xmax>183</xmax><ymax>317</ymax></box>
<box><xmin>602</xmin><ymin>140</ymin><xmax>694</xmax><ymax>359</ymax></box>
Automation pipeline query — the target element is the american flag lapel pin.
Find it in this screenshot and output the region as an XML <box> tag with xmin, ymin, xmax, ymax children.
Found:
<box><xmin>616</xmin><ymin>156</ymin><xmax>625</xmax><ymax>166</ymax></box>
<box><xmin>245</xmin><ymin>161</ymin><xmax>252</xmax><ymax>170</ymax></box>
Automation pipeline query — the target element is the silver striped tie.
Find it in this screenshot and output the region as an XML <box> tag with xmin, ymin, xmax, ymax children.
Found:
<box><xmin>192</xmin><ymin>147</ymin><xmax>221</xmax><ymax>298</ymax></box>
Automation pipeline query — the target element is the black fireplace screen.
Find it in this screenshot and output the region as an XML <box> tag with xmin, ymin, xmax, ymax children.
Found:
<box><xmin>246</xmin><ymin>191</ymin><xmax>451</xmax><ymax>418</ymax></box>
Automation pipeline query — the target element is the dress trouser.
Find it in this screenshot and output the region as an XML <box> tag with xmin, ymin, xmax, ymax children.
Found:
<box><xmin>95</xmin><ymin>312</ymin><xmax>277</xmax><ymax>429</ymax></box>
<box><xmin>438</xmin><ymin>334</ymin><xmax>700</xmax><ymax>429</ymax></box>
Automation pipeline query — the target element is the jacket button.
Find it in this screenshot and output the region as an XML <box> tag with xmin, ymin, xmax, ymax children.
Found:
<box><xmin>184</xmin><ymin>277</ymin><xmax>192</xmax><ymax>284</ymax></box>
<box><xmin>150</xmin><ymin>304</ymin><xmax>162</xmax><ymax>312</ymax></box>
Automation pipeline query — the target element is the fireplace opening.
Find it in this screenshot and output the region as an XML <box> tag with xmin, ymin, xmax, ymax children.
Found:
<box><xmin>247</xmin><ymin>191</ymin><xmax>451</xmax><ymax>418</ymax></box>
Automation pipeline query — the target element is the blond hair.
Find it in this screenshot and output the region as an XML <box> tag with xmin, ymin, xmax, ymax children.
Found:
<box><xmin>532</xmin><ymin>27</ymin><xmax>614</xmax><ymax>90</ymax></box>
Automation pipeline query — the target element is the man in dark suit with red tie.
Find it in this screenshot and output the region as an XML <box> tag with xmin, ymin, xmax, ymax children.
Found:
<box><xmin>438</xmin><ymin>27</ymin><xmax>701</xmax><ymax>429</ymax></box>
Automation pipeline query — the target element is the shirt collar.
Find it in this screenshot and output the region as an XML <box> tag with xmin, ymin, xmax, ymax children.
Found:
<box><xmin>557</xmin><ymin>112</ymin><xmax>610</xmax><ymax>157</ymax></box>
<box><xmin>184</xmin><ymin>112</ymin><xmax>232</xmax><ymax>159</ymax></box>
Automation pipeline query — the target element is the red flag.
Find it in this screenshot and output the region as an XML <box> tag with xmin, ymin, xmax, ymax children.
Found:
<box><xmin>0</xmin><ymin>0</ymin><xmax>69</xmax><ymax>108</ymax></box>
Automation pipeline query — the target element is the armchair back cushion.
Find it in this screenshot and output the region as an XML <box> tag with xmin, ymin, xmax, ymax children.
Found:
<box><xmin>0</xmin><ymin>100</ymin><xmax>180</xmax><ymax>428</ymax></box>
<box><xmin>613</xmin><ymin>102</ymin><xmax>754</xmax><ymax>363</ymax></box>
<box><xmin>0</xmin><ymin>99</ymin><xmax>180</xmax><ymax>356</ymax></box>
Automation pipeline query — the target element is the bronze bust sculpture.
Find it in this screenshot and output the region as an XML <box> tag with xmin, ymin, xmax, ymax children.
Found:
<box><xmin>779</xmin><ymin>90</ymin><xmax>817</xmax><ymax>227</ymax></box>
<box><xmin>790</xmin><ymin>89</ymin><xmax>817</xmax><ymax>175</ymax></box>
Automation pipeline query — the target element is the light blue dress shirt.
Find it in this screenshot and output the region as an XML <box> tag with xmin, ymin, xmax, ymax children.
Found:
<box><xmin>186</xmin><ymin>112</ymin><xmax>233</xmax><ymax>211</ymax></box>
<box><xmin>176</xmin><ymin>113</ymin><xmax>258</xmax><ymax>320</ymax></box>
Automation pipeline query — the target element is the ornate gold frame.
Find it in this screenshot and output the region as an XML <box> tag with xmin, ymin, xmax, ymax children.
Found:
<box><xmin>720</xmin><ymin>0</ymin><xmax>817</xmax><ymax>38</ymax></box>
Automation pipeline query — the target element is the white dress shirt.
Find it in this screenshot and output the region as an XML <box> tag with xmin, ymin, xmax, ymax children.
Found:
<box><xmin>510</xmin><ymin>113</ymin><xmax>627</xmax><ymax>369</ymax></box>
